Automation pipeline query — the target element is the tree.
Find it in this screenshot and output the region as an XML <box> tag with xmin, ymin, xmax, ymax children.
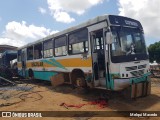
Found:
<box><xmin>148</xmin><ymin>41</ymin><xmax>160</xmax><ymax>63</ymax></box>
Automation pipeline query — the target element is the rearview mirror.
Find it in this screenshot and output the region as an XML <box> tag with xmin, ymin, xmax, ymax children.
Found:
<box><xmin>106</xmin><ymin>32</ymin><xmax>113</xmax><ymax>44</ymax></box>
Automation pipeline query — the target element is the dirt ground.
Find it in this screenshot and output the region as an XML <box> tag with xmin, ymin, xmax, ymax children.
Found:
<box><xmin>0</xmin><ymin>78</ymin><xmax>159</xmax><ymax>120</ymax></box>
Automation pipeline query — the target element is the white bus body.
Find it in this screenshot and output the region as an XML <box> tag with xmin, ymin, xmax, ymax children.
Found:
<box><xmin>17</xmin><ymin>15</ymin><xmax>151</xmax><ymax>98</ymax></box>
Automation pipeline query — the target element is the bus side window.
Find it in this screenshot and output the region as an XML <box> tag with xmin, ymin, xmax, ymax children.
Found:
<box><xmin>27</xmin><ymin>46</ymin><xmax>33</xmax><ymax>60</ymax></box>
<box><xmin>43</xmin><ymin>39</ymin><xmax>53</xmax><ymax>58</ymax></box>
<box><xmin>68</xmin><ymin>28</ymin><xmax>88</xmax><ymax>54</ymax></box>
<box><xmin>54</xmin><ymin>36</ymin><xmax>67</xmax><ymax>57</ymax></box>
<box><xmin>34</xmin><ymin>43</ymin><xmax>42</xmax><ymax>59</ymax></box>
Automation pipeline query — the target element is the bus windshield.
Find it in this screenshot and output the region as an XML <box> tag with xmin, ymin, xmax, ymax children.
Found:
<box><xmin>110</xmin><ymin>26</ymin><xmax>148</xmax><ymax>63</ymax></box>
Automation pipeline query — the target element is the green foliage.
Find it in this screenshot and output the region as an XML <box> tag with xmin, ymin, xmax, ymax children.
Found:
<box><xmin>148</xmin><ymin>41</ymin><xmax>160</xmax><ymax>63</ymax></box>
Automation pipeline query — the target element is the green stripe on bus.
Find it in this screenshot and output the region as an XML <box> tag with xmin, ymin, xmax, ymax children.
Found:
<box><xmin>33</xmin><ymin>71</ymin><xmax>57</xmax><ymax>81</ymax></box>
<box><xmin>41</xmin><ymin>58</ymin><xmax>66</xmax><ymax>70</ymax></box>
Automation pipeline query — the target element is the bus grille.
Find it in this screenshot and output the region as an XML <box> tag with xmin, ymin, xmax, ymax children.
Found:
<box><xmin>138</xmin><ymin>64</ymin><xmax>147</xmax><ymax>69</ymax></box>
<box><xmin>125</xmin><ymin>66</ymin><xmax>137</xmax><ymax>71</ymax></box>
<box><xmin>124</xmin><ymin>64</ymin><xmax>147</xmax><ymax>77</ymax></box>
<box><xmin>125</xmin><ymin>64</ymin><xmax>147</xmax><ymax>71</ymax></box>
<box><xmin>130</xmin><ymin>70</ymin><xmax>144</xmax><ymax>77</ymax></box>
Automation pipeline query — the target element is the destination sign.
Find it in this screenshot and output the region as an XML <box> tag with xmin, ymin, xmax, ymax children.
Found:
<box><xmin>109</xmin><ymin>15</ymin><xmax>142</xmax><ymax>28</ymax></box>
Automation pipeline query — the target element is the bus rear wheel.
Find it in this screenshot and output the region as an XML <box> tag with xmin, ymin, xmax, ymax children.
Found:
<box><xmin>75</xmin><ymin>77</ymin><xmax>89</xmax><ymax>93</ymax></box>
<box><xmin>76</xmin><ymin>77</ymin><xmax>86</xmax><ymax>87</ymax></box>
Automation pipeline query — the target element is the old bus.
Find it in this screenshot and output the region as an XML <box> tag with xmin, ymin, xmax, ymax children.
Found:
<box><xmin>17</xmin><ymin>15</ymin><xmax>151</xmax><ymax>98</ymax></box>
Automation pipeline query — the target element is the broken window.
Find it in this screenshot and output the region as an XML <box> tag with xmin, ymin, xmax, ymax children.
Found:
<box><xmin>54</xmin><ymin>36</ymin><xmax>67</xmax><ymax>56</ymax></box>
<box><xmin>34</xmin><ymin>43</ymin><xmax>43</xmax><ymax>59</ymax></box>
<box><xmin>43</xmin><ymin>39</ymin><xmax>53</xmax><ymax>58</ymax></box>
<box><xmin>68</xmin><ymin>28</ymin><xmax>88</xmax><ymax>54</ymax></box>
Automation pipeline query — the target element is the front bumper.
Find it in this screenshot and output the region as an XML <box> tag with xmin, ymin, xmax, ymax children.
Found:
<box><xmin>113</xmin><ymin>72</ymin><xmax>151</xmax><ymax>91</ymax></box>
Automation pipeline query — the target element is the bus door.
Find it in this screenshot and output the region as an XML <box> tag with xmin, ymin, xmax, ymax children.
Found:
<box><xmin>90</xmin><ymin>29</ymin><xmax>106</xmax><ymax>87</ymax></box>
<box><xmin>21</xmin><ymin>49</ymin><xmax>26</xmax><ymax>77</ymax></box>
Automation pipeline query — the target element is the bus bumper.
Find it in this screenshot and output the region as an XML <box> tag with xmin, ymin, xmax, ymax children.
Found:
<box><xmin>113</xmin><ymin>72</ymin><xmax>151</xmax><ymax>91</ymax></box>
<box><xmin>113</xmin><ymin>78</ymin><xmax>130</xmax><ymax>91</ymax></box>
<box><xmin>113</xmin><ymin>73</ymin><xmax>151</xmax><ymax>98</ymax></box>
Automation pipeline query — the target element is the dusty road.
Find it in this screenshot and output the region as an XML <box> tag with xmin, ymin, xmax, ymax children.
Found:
<box><xmin>0</xmin><ymin>78</ymin><xmax>159</xmax><ymax>120</ymax></box>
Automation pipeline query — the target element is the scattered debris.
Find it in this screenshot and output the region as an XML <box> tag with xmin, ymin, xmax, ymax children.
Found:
<box><xmin>0</xmin><ymin>101</ymin><xmax>22</xmax><ymax>107</ymax></box>
<box><xmin>0</xmin><ymin>76</ymin><xmax>15</xmax><ymax>85</ymax></box>
<box><xmin>0</xmin><ymin>80</ymin><xmax>46</xmax><ymax>108</ymax></box>
<box><xmin>150</xmin><ymin>64</ymin><xmax>160</xmax><ymax>78</ymax></box>
<box><xmin>60</xmin><ymin>102</ymin><xmax>86</xmax><ymax>109</ymax></box>
<box><xmin>0</xmin><ymin>85</ymin><xmax>34</xmax><ymax>91</ymax></box>
<box><xmin>60</xmin><ymin>97</ymin><xmax>108</xmax><ymax>109</ymax></box>
<box><xmin>88</xmin><ymin>98</ymin><xmax>108</xmax><ymax>109</ymax></box>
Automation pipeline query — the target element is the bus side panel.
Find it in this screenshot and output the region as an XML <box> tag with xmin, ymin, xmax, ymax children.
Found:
<box><xmin>33</xmin><ymin>71</ymin><xmax>57</xmax><ymax>81</ymax></box>
<box><xmin>24</xmin><ymin>56</ymin><xmax>92</xmax><ymax>82</ymax></box>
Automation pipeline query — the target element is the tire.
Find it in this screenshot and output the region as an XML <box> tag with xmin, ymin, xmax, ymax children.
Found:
<box><xmin>76</xmin><ymin>77</ymin><xmax>85</xmax><ymax>87</ymax></box>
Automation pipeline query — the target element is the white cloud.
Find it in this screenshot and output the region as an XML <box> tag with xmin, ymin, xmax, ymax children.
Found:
<box><xmin>118</xmin><ymin>0</ymin><xmax>160</xmax><ymax>39</ymax></box>
<box><xmin>38</xmin><ymin>7</ymin><xmax>47</xmax><ymax>14</ymax></box>
<box><xmin>0</xmin><ymin>37</ymin><xmax>25</xmax><ymax>47</ymax></box>
<box><xmin>53</xmin><ymin>11</ymin><xmax>75</xmax><ymax>23</ymax></box>
<box><xmin>0</xmin><ymin>21</ymin><xmax>58</xmax><ymax>47</ymax></box>
<box><xmin>47</xmin><ymin>0</ymin><xmax>104</xmax><ymax>23</ymax></box>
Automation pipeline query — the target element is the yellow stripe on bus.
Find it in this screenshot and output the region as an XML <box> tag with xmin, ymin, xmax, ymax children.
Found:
<box><xmin>57</xmin><ymin>57</ymin><xmax>92</xmax><ymax>67</ymax></box>
<box><xmin>17</xmin><ymin>63</ymin><xmax>22</xmax><ymax>68</ymax></box>
<box><xmin>18</xmin><ymin>57</ymin><xmax>92</xmax><ymax>69</ymax></box>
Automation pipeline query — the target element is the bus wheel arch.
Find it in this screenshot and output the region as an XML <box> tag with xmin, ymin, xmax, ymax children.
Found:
<box><xmin>28</xmin><ymin>68</ymin><xmax>34</xmax><ymax>78</ymax></box>
<box><xmin>71</xmin><ymin>69</ymin><xmax>86</xmax><ymax>87</ymax></box>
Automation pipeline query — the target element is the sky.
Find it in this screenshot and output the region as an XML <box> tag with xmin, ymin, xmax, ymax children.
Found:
<box><xmin>0</xmin><ymin>0</ymin><xmax>159</xmax><ymax>47</ymax></box>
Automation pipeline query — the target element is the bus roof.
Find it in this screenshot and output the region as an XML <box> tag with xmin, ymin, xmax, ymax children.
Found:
<box><xmin>18</xmin><ymin>14</ymin><xmax>141</xmax><ymax>50</ymax></box>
